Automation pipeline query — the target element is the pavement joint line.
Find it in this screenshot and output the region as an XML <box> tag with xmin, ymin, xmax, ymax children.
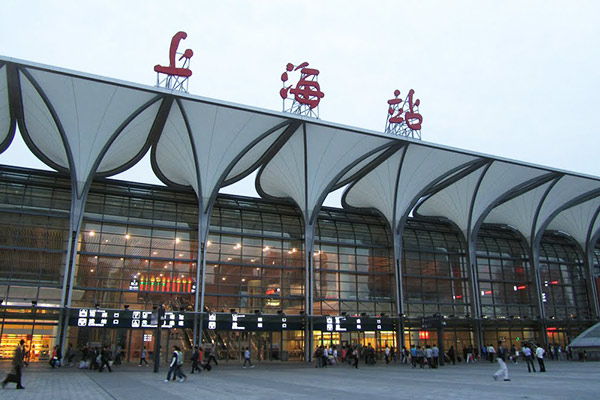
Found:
<box><xmin>82</xmin><ymin>370</ymin><xmax>118</xmax><ymax>400</ymax></box>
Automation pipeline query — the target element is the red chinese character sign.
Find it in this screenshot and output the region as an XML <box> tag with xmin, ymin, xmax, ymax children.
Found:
<box><xmin>385</xmin><ymin>88</ymin><xmax>422</xmax><ymax>139</ymax></box>
<box><xmin>154</xmin><ymin>31</ymin><xmax>194</xmax><ymax>92</ymax></box>
<box><xmin>280</xmin><ymin>62</ymin><xmax>324</xmax><ymax>118</ymax></box>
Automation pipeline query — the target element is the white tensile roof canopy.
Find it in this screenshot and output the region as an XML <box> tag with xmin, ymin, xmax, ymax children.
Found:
<box><xmin>2</xmin><ymin>55</ymin><xmax>600</xmax><ymax>255</ymax></box>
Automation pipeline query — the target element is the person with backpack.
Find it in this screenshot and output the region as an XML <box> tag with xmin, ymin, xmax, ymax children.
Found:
<box><xmin>164</xmin><ymin>346</ymin><xmax>185</xmax><ymax>382</ymax></box>
<box><xmin>175</xmin><ymin>347</ymin><xmax>187</xmax><ymax>381</ymax></box>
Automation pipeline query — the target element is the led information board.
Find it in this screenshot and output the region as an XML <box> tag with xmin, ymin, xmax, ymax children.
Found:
<box><xmin>312</xmin><ymin>316</ymin><xmax>395</xmax><ymax>332</ymax></box>
<box><xmin>68</xmin><ymin>308</ymin><xmax>190</xmax><ymax>329</ymax></box>
<box><xmin>203</xmin><ymin>313</ymin><xmax>304</xmax><ymax>331</ymax></box>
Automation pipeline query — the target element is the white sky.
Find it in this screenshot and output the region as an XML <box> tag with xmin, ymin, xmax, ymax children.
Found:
<box><xmin>1</xmin><ymin>0</ymin><xmax>599</xmax><ymax>207</ymax></box>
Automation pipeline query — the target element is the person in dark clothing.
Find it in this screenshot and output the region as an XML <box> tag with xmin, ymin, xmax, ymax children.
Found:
<box><xmin>98</xmin><ymin>346</ymin><xmax>112</xmax><ymax>372</ymax></box>
<box><xmin>448</xmin><ymin>346</ymin><xmax>456</xmax><ymax>365</ymax></box>
<box><xmin>191</xmin><ymin>346</ymin><xmax>201</xmax><ymax>373</ymax></box>
<box><xmin>1</xmin><ymin>339</ymin><xmax>25</xmax><ymax>389</ymax></box>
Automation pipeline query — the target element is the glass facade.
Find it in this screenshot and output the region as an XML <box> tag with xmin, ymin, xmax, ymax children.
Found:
<box><xmin>402</xmin><ymin>221</ymin><xmax>470</xmax><ymax>317</ymax></box>
<box><xmin>314</xmin><ymin>210</ymin><xmax>395</xmax><ymax>315</ymax></box>
<box><xmin>539</xmin><ymin>233</ymin><xmax>591</xmax><ymax>320</ymax></box>
<box><xmin>476</xmin><ymin>227</ymin><xmax>535</xmax><ymax>319</ymax></box>
<box><xmin>0</xmin><ymin>165</ymin><xmax>598</xmax><ymax>361</ymax></box>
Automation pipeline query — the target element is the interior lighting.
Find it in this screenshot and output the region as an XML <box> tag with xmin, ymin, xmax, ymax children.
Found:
<box><xmin>176</xmin><ymin>238</ymin><xmax>181</xmax><ymax>244</ymax></box>
<box><xmin>250</xmin><ymin>259</ymin><xmax>255</xmax><ymax>263</ymax></box>
<box><xmin>207</xmin><ymin>241</ymin><xmax>212</xmax><ymax>246</ymax></box>
<box><xmin>241</xmin><ymin>278</ymin><xmax>246</xmax><ymax>282</ymax></box>
<box><xmin>234</xmin><ymin>243</ymin><xmax>241</xmax><ymax>249</ymax></box>
<box><xmin>88</xmin><ymin>231</ymin><xmax>95</xmax><ymax>237</ymax></box>
<box><xmin>222</xmin><ymin>277</ymin><xmax>226</xmax><ymax>281</ymax></box>
<box><xmin>179</xmin><ymin>253</ymin><xmax>184</xmax><ymax>257</ymax></box>
<box><xmin>227</xmin><ymin>257</ymin><xmax>232</xmax><ymax>261</ymax></box>
<box><xmin>125</xmin><ymin>234</ymin><xmax>131</xmax><ymax>240</ymax></box>
<box><xmin>292</xmin><ymin>248</ymin><xmax>297</xmax><ymax>253</ymax></box>
<box><xmin>90</xmin><ymin>269</ymin><xmax>95</xmax><ymax>273</ymax></box>
<box><xmin>263</xmin><ymin>246</ymin><xmax>270</xmax><ymax>252</ymax></box>
<box><xmin>153</xmin><ymin>251</ymin><xmax>158</xmax><ymax>255</ymax></box>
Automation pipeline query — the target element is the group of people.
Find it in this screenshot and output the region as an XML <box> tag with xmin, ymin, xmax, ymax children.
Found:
<box><xmin>409</xmin><ymin>344</ymin><xmax>441</xmax><ymax>368</ymax></box>
<box><xmin>315</xmin><ymin>343</ymin><xmax>395</xmax><ymax>369</ymax></box>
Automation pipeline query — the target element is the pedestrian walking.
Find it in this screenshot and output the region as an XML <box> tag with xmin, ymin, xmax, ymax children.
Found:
<box><xmin>425</xmin><ymin>345</ymin><xmax>433</xmax><ymax>368</ymax></box>
<box><xmin>488</xmin><ymin>344</ymin><xmax>496</xmax><ymax>363</ymax></box>
<box><xmin>352</xmin><ymin>346</ymin><xmax>359</xmax><ymax>369</ymax></box>
<box><xmin>522</xmin><ymin>344</ymin><xmax>536</xmax><ymax>373</ymax></box>
<box><xmin>448</xmin><ymin>346</ymin><xmax>456</xmax><ymax>365</ymax></box>
<box><xmin>535</xmin><ymin>345</ymin><xmax>546</xmax><ymax>372</ymax></box>
<box><xmin>384</xmin><ymin>345</ymin><xmax>390</xmax><ymax>364</ymax></box>
<box><xmin>432</xmin><ymin>345</ymin><xmax>439</xmax><ymax>368</ymax></box>
<box><xmin>164</xmin><ymin>346</ymin><xmax>185</xmax><ymax>382</ymax></box>
<box><xmin>1</xmin><ymin>339</ymin><xmax>25</xmax><ymax>389</ymax></box>
<box><xmin>207</xmin><ymin>345</ymin><xmax>218</xmax><ymax>367</ymax></box>
<box><xmin>139</xmin><ymin>346</ymin><xmax>149</xmax><ymax>366</ymax></box>
<box><xmin>492</xmin><ymin>354</ymin><xmax>511</xmax><ymax>382</ymax></box>
<box><xmin>98</xmin><ymin>345</ymin><xmax>112</xmax><ymax>373</ymax></box>
<box><xmin>243</xmin><ymin>347</ymin><xmax>254</xmax><ymax>368</ymax></box>
<box><xmin>191</xmin><ymin>345</ymin><xmax>202</xmax><ymax>373</ymax></box>
<box><xmin>175</xmin><ymin>347</ymin><xmax>187</xmax><ymax>381</ymax></box>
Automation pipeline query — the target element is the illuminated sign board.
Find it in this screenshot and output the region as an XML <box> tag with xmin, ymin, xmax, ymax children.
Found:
<box><xmin>313</xmin><ymin>316</ymin><xmax>395</xmax><ymax>332</ymax></box>
<box><xmin>69</xmin><ymin>308</ymin><xmax>190</xmax><ymax>329</ymax></box>
<box><xmin>203</xmin><ymin>313</ymin><xmax>303</xmax><ymax>331</ymax></box>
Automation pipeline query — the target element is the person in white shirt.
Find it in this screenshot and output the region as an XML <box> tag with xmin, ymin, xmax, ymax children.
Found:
<box><xmin>535</xmin><ymin>346</ymin><xmax>546</xmax><ymax>372</ymax></box>
<box><xmin>522</xmin><ymin>345</ymin><xmax>536</xmax><ymax>373</ymax></box>
<box><xmin>384</xmin><ymin>346</ymin><xmax>390</xmax><ymax>364</ymax></box>
<box><xmin>492</xmin><ymin>353</ymin><xmax>511</xmax><ymax>382</ymax></box>
<box><xmin>487</xmin><ymin>344</ymin><xmax>496</xmax><ymax>363</ymax></box>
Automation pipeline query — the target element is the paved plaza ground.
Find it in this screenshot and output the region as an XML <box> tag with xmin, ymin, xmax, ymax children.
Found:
<box><xmin>1</xmin><ymin>359</ymin><xmax>598</xmax><ymax>399</ymax></box>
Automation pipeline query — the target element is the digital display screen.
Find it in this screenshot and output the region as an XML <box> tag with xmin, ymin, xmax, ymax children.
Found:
<box><xmin>204</xmin><ymin>313</ymin><xmax>304</xmax><ymax>331</ymax></box>
<box><xmin>69</xmin><ymin>308</ymin><xmax>191</xmax><ymax>329</ymax></box>
<box><xmin>313</xmin><ymin>316</ymin><xmax>395</xmax><ymax>332</ymax></box>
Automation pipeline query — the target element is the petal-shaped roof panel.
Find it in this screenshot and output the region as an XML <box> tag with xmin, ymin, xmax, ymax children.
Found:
<box><xmin>344</xmin><ymin>149</ymin><xmax>403</xmax><ymax>223</ymax></box>
<box><xmin>547</xmin><ymin>197</ymin><xmax>600</xmax><ymax>249</ymax></box>
<box><xmin>485</xmin><ymin>180</ymin><xmax>554</xmax><ymax>244</ymax></box>
<box><xmin>533</xmin><ymin>175</ymin><xmax>600</xmax><ymax>242</ymax></box>
<box><xmin>22</xmin><ymin>67</ymin><xmax>157</xmax><ymax>196</ymax></box>
<box><xmin>334</xmin><ymin>147</ymin><xmax>391</xmax><ymax>190</ymax></box>
<box><xmin>179</xmin><ymin>99</ymin><xmax>287</xmax><ymax>209</ymax></box>
<box><xmin>259</xmin><ymin>124</ymin><xmax>393</xmax><ymax>223</ymax></box>
<box><xmin>344</xmin><ymin>145</ymin><xmax>478</xmax><ymax>230</ymax></box>
<box><xmin>394</xmin><ymin>146</ymin><xmax>478</xmax><ymax>229</ymax></box>
<box><xmin>258</xmin><ymin>124</ymin><xmax>305</xmax><ymax>207</ymax></box>
<box><xmin>0</xmin><ymin>64</ymin><xmax>15</xmax><ymax>153</ymax></box>
<box><xmin>224</xmin><ymin>124</ymin><xmax>288</xmax><ymax>184</ymax></box>
<box><xmin>19</xmin><ymin>71</ymin><xmax>69</xmax><ymax>169</ymax></box>
<box><xmin>153</xmin><ymin>101</ymin><xmax>198</xmax><ymax>193</ymax></box>
<box><xmin>417</xmin><ymin>165</ymin><xmax>487</xmax><ymax>236</ymax></box>
<box><xmin>470</xmin><ymin>162</ymin><xmax>548</xmax><ymax>231</ymax></box>
<box><xmin>97</xmin><ymin>99</ymin><xmax>162</xmax><ymax>175</ymax></box>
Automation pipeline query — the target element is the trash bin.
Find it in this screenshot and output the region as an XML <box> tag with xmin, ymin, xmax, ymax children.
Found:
<box><xmin>281</xmin><ymin>351</ymin><xmax>289</xmax><ymax>361</ymax></box>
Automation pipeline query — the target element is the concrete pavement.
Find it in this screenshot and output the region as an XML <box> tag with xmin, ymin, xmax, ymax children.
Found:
<box><xmin>1</xmin><ymin>359</ymin><xmax>598</xmax><ymax>399</ymax></box>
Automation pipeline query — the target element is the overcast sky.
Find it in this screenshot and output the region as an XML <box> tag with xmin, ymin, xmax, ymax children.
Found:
<box><xmin>1</xmin><ymin>0</ymin><xmax>599</xmax><ymax>207</ymax></box>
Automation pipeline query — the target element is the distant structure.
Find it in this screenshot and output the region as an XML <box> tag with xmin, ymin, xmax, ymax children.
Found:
<box><xmin>154</xmin><ymin>31</ymin><xmax>193</xmax><ymax>92</ymax></box>
<box><xmin>280</xmin><ymin>62</ymin><xmax>324</xmax><ymax>119</ymax></box>
<box><xmin>385</xmin><ymin>88</ymin><xmax>422</xmax><ymax>140</ymax></box>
